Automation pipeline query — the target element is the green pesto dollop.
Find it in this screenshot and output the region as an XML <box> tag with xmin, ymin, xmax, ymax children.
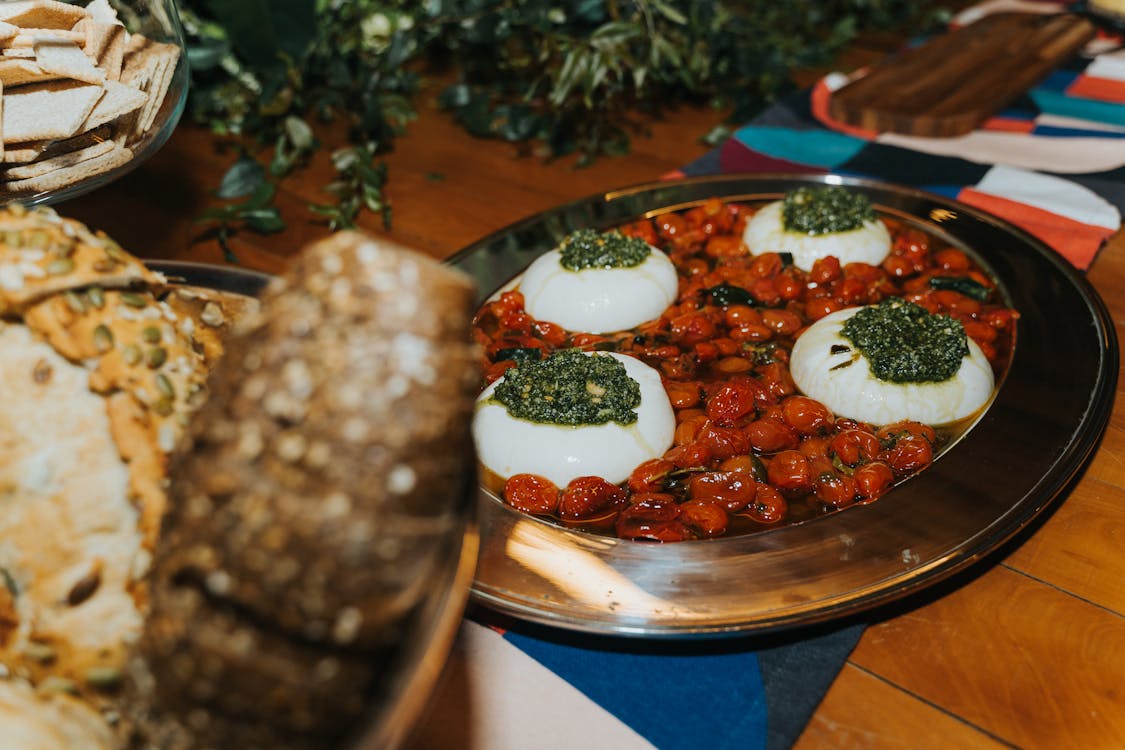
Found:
<box><xmin>841</xmin><ymin>298</ymin><xmax>969</xmax><ymax>383</ymax></box>
<box><xmin>782</xmin><ymin>186</ymin><xmax>876</xmax><ymax>235</ymax></box>
<box><xmin>558</xmin><ymin>229</ymin><xmax>651</xmax><ymax>271</ymax></box>
<box><xmin>492</xmin><ymin>349</ymin><xmax>641</xmax><ymax>426</ymax></box>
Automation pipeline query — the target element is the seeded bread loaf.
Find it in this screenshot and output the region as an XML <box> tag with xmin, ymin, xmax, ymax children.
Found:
<box><xmin>137</xmin><ymin>231</ymin><xmax>480</xmax><ymax>748</ymax></box>
<box><xmin>0</xmin><ymin>204</ymin><xmax>249</xmax><ymax>745</ymax></box>
<box><xmin>0</xmin><ymin>678</ymin><xmax>117</xmax><ymax>749</ymax></box>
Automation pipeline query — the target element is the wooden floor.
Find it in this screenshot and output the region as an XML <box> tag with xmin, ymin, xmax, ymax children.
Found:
<box><xmin>65</xmin><ymin>27</ymin><xmax>1125</xmax><ymax>750</ymax></box>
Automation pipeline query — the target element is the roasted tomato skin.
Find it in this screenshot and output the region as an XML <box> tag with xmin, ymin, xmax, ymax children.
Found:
<box><xmin>880</xmin><ymin>436</ymin><xmax>935</xmax><ymax>476</ymax></box>
<box><xmin>558</xmin><ymin>476</ymin><xmax>627</xmax><ymax>520</ymax></box>
<box><xmin>627</xmin><ymin>458</ymin><xmax>675</xmax><ymax>494</ymax></box>
<box><xmin>680</xmin><ymin>499</ymin><xmax>729</xmax><ymax>537</ymax></box>
<box><xmin>780</xmin><ymin>396</ymin><xmax>834</xmax><ymax>436</ymax></box>
<box><xmin>854</xmin><ymin>462</ymin><xmax>895</xmax><ymax>501</ymax></box>
<box><xmin>689</xmin><ymin>471</ymin><xmax>757</xmax><ymax>512</ymax></box>
<box><xmin>746</xmin><ymin>484</ymin><xmax>787</xmax><ymax>524</ymax></box>
<box><xmin>503</xmin><ymin>474</ymin><xmax>559</xmax><ymax>516</ymax></box>
<box><xmin>706</xmin><ymin>377</ymin><xmax>760</xmax><ymax>425</ymax></box>
<box><xmin>767</xmin><ymin>450</ymin><xmax>812</xmax><ymax>493</ymax></box>
<box><xmin>831</xmin><ymin>429</ymin><xmax>883</xmax><ymax>467</ymax></box>
<box><xmin>616</xmin><ymin>498</ymin><xmax>691</xmax><ymax>542</ymax></box>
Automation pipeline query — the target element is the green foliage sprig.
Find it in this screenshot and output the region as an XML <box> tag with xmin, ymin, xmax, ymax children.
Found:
<box><xmin>181</xmin><ymin>0</ymin><xmax>945</xmax><ymax>250</ymax></box>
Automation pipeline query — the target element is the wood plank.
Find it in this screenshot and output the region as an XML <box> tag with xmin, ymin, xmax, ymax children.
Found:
<box><xmin>370</xmin><ymin>96</ymin><xmax>722</xmax><ymax>259</ymax></box>
<box><xmin>1003</xmin><ymin>479</ymin><xmax>1125</xmax><ymax>615</ymax></box>
<box><xmin>1055</xmin><ymin>230</ymin><xmax>1125</xmax><ymax>490</ymax></box>
<box><xmin>794</xmin><ymin>664</ymin><xmax>1009</xmax><ymax>750</ymax></box>
<box><xmin>850</xmin><ymin>566</ymin><xmax>1125</xmax><ymax>748</ymax></box>
<box><xmin>828</xmin><ymin>13</ymin><xmax>1095</xmax><ymax>136</ymax></box>
<box><xmin>1084</xmin><ymin>422</ymin><xmax>1125</xmax><ymax>491</ymax></box>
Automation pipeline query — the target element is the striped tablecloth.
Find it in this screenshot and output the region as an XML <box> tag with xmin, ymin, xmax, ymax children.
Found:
<box><xmin>412</xmin><ymin>4</ymin><xmax>1124</xmax><ymax>748</ymax></box>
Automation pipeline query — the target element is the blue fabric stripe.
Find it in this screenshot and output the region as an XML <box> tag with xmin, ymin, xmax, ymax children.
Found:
<box><xmin>503</xmin><ymin>630</ymin><xmax>768</xmax><ymax>750</ymax></box>
<box><xmin>919</xmin><ymin>184</ymin><xmax>964</xmax><ymax>200</ymax></box>
<box><xmin>1030</xmin><ymin>123</ymin><xmax>1125</xmax><ymax>139</ymax></box>
<box><xmin>732</xmin><ymin>125</ymin><xmax>867</xmax><ymax>169</ymax></box>
<box><xmin>994</xmin><ymin>107</ymin><xmax>1036</xmax><ymax>122</ymax></box>
<box><xmin>1030</xmin><ymin>88</ymin><xmax>1125</xmax><ymax>127</ymax></box>
<box><xmin>1039</xmin><ymin>69</ymin><xmax>1079</xmax><ymax>93</ymax></box>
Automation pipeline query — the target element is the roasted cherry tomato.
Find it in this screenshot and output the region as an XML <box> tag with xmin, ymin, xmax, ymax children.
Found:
<box><xmin>503</xmin><ymin>474</ymin><xmax>559</xmax><ymax>515</ymax></box>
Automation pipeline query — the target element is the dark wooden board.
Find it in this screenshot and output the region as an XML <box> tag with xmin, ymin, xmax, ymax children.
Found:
<box><xmin>828</xmin><ymin>12</ymin><xmax>1096</xmax><ymax>137</ymax></box>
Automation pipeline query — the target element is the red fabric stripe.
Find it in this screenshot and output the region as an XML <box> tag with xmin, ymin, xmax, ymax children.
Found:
<box><xmin>714</xmin><ymin>137</ymin><xmax>824</xmax><ymax>175</ymax></box>
<box><xmin>981</xmin><ymin>117</ymin><xmax>1036</xmax><ymax>133</ymax></box>
<box><xmin>957</xmin><ymin>188</ymin><xmax>1115</xmax><ymax>270</ymax></box>
<box><xmin>1065</xmin><ymin>74</ymin><xmax>1125</xmax><ymax>105</ymax></box>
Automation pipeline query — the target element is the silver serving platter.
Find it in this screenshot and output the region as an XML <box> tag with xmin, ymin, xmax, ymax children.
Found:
<box><xmin>446</xmin><ymin>173</ymin><xmax>1118</xmax><ymax>638</ymax></box>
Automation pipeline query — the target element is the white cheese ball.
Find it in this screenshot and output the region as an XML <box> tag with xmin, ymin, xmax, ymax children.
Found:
<box><xmin>472</xmin><ymin>352</ymin><xmax>675</xmax><ymax>487</ymax></box>
<box><xmin>519</xmin><ymin>245</ymin><xmax>678</xmax><ymax>334</ymax></box>
<box><xmin>742</xmin><ymin>200</ymin><xmax>892</xmax><ymax>272</ymax></box>
<box><xmin>790</xmin><ymin>306</ymin><xmax>995</xmax><ymax>426</ymax></box>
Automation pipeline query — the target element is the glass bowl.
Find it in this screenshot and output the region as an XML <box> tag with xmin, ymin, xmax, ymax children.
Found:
<box><xmin>0</xmin><ymin>0</ymin><xmax>188</xmax><ymax>206</ymax></box>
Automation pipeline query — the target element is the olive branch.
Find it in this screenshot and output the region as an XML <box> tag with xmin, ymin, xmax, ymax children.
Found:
<box><xmin>181</xmin><ymin>0</ymin><xmax>946</xmax><ymax>257</ymax></box>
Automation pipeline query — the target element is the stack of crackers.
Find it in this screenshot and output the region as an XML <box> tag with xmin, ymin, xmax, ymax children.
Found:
<box><xmin>0</xmin><ymin>0</ymin><xmax>181</xmax><ymax>197</ymax></box>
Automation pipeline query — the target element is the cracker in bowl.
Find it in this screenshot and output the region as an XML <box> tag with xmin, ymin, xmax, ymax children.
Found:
<box><xmin>0</xmin><ymin>0</ymin><xmax>183</xmax><ymax>197</ymax></box>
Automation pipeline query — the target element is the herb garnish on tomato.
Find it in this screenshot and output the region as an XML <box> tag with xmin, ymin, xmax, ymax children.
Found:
<box><xmin>492</xmin><ymin>350</ymin><xmax>641</xmax><ymax>425</ymax></box>
<box><xmin>559</xmin><ymin>229</ymin><xmax>651</xmax><ymax>270</ymax></box>
<box><xmin>782</xmin><ymin>186</ymin><xmax>876</xmax><ymax>235</ymax></box>
<box><xmin>841</xmin><ymin>298</ymin><xmax>969</xmax><ymax>383</ymax></box>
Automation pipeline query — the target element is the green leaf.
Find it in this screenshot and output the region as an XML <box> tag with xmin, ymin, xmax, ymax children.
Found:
<box><xmin>284</xmin><ymin>115</ymin><xmax>315</xmax><ymax>150</ymax></box>
<box><xmin>493</xmin><ymin>104</ymin><xmax>539</xmax><ymax>141</ymax></box>
<box><xmin>241</xmin><ymin>207</ymin><xmax>285</xmax><ymax>233</ymax></box>
<box><xmin>700</xmin><ymin>124</ymin><xmax>732</xmax><ymax>146</ymax></box>
<box><xmin>570</xmin><ymin>0</ymin><xmax>607</xmax><ymax>24</ymax></box>
<box><xmin>216</xmin><ymin>156</ymin><xmax>265</xmax><ymax>199</ymax></box>
<box><xmin>216</xmin><ymin>226</ymin><xmax>238</xmax><ymax>264</ymax></box>
<box><xmin>197</xmin><ymin>205</ymin><xmax>239</xmax><ymax>222</ymax></box>
<box><xmin>650</xmin><ymin>0</ymin><xmax>688</xmax><ymax>25</ymax></box>
<box><xmin>438</xmin><ymin>83</ymin><xmax>473</xmax><ymax>108</ymax></box>
<box><xmin>185</xmin><ymin>37</ymin><xmax>229</xmax><ymax>71</ymax></box>
<box><xmin>706</xmin><ymin>283</ymin><xmax>755</xmax><ymax>306</ymax></box>
<box><xmin>590</xmin><ymin>21</ymin><xmax>641</xmax><ymax>46</ymax></box>
<box><xmin>651</xmin><ymin>35</ymin><xmax>682</xmax><ymax>71</ymax></box>
<box><xmin>243</xmin><ymin>180</ymin><xmax>276</xmax><ymax>210</ymax></box>
<box><xmin>928</xmin><ymin>275</ymin><xmax>992</xmax><ymax>301</ymax></box>
<box><xmin>200</xmin><ymin>0</ymin><xmax>316</xmax><ymax>68</ymax></box>
<box><xmin>552</xmin><ymin>48</ymin><xmax>587</xmax><ymax>106</ymax></box>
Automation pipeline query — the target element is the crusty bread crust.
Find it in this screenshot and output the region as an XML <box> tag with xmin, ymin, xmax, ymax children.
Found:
<box><xmin>141</xmin><ymin>231</ymin><xmax>480</xmax><ymax>747</ymax></box>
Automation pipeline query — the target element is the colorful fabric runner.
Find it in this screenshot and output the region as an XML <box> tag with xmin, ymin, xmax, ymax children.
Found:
<box><xmin>672</xmin><ymin>0</ymin><xmax>1125</xmax><ymax>270</ymax></box>
<box><xmin>411</xmin><ymin>4</ymin><xmax>1124</xmax><ymax>748</ymax></box>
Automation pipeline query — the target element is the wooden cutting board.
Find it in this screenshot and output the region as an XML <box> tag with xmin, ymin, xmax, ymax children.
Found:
<box><xmin>827</xmin><ymin>12</ymin><xmax>1096</xmax><ymax>137</ymax></box>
